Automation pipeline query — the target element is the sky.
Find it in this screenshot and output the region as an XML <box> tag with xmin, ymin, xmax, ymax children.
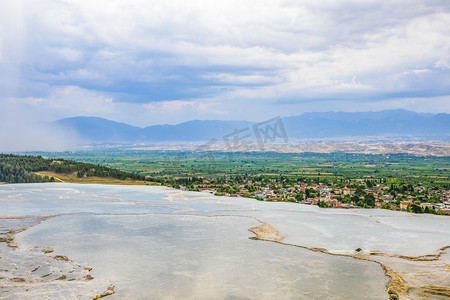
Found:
<box><xmin>1</xmin><ymin>0</ymin><xmax>450</xmax><ymax>129</ymax></box>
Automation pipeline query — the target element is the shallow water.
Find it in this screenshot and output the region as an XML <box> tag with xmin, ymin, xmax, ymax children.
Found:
<box><xmin>1</xmin><ymin>183</ymin><xmax>449</xmax><ymax>299</ymax></box>
<box><xmin>17</xmin><ymin>214</ymin><xmax>388</xmax><ymax>299</ymax></box>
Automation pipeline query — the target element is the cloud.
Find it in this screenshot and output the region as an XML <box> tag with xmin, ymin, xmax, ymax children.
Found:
<box><xmin>0</xmin><ymin>0</ymin><xmax>449</xmax><ymax>130</ymax></box>
<box><xmin>8</xmin><ymin>86</ymin><xmax>115</xmax><ymax>119</ymax></box>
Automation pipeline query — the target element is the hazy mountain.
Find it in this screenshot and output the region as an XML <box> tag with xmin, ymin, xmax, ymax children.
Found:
<box><xmin>143</xmin><ymin>120</ymin><xmax>253</xmax><ymax>141</ymax></box>
<box><xmin>54</xmin><ymin>117</ymin><xmax>143</xmax><ymax>143</ymax></box>
<box><xmin>53</xmin><ymin>117</ymin><xmax>252</xmax><ymax>143</ymax></box>
<box><xmin>52</xmin><ymin>110</ymin><xmax>449</xmax><ymax>143</ymax></box>
<box><xmin>283</xmin><ymin>109</ymin><xmax>450</xmax><ymax>138</ymax></box>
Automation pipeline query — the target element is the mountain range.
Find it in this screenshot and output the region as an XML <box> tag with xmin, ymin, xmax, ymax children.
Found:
<box><xmin>51</xmin><ymin>110</ymin><xmax>450</xmax><ymax>144</ymax></box>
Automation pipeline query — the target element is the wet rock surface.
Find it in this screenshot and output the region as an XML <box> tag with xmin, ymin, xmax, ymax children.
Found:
<box><xmin>0</xmin><ymin>217</ymin><xmax>115</xmax><ymax>299</ymax></box>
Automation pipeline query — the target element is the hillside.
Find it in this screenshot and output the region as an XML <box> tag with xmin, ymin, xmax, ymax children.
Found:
<box><xmin>0</xmin><ymin>154</ymin><xmax>157</xmax><ymax>185</ymax></box>
<box><xmin>51</xmin><ymin>110</ymin><xmax>450</xmax><ymax>144</ymax></box>
<box><xmin>283</xmin><ymin>110</ymin><xmax>450</xmax><ymax>138</ymax></box>
<box><xmin>53</xmin><ymin>117</ymin><xmax>143</xmax><ymax>143</ymax></box>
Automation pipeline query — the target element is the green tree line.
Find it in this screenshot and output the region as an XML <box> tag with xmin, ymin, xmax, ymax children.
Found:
<box><xmin>0</xmin><ymin>154</ymin><xmax>150</xmax><ymax>183</ymax></box>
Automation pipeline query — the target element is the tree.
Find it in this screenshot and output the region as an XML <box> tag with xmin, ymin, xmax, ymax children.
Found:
<box><xmin>317</xmin><ymin>200</ymin><xmax>327</xmax><ymax>208</ymax></box>
<box><xmin>295</xmin><ymin>192</ymin><xmax>304</xmax><ymax>202</ymax></box>
<box><xmin>364</xmin><ymin>194</ymin><xmax>375</xmax><ymax>208</ymax></box>
<box><xmin>351</xmin><ymin>195</ymin><xmax>360</xmax><ymax>203</ymax></box>
<box><xmin>381</xmin><ymin>203</ymin><xmax>391</xmax><ymax>210</ymax></box>
<box><xmin>411</xmin><ymin>204</ymin><xmax>423</xmax><ymax>213</ymax></box>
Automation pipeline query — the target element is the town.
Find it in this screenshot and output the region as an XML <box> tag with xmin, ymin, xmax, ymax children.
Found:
<box><xmin>29</xmin><ymin>150</ymin><xmax>450</xmax><ymax>215</ymax></box>
<box><xmin>176</xmin><ymin>175</ymin><xmax>450</xmax><ymax>215</ymax></box>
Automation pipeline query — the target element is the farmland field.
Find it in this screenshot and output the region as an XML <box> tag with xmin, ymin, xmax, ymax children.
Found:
<box><xmin>29</xmin><ymin>150</ymin><xmax>450</xmax><ymax>188</ymax></box>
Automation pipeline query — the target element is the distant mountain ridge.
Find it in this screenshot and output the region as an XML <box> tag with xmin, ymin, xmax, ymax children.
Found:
<box><xmin>283</xmin><ymin>110</ymin><xmax>449</xmax><ymax>138</ymax></box>
<box><xmin>52</xmin><ymin>110</ymin><xmax>450</xmax><ymax>143</ymax></box>
<box><xmin>53</xmin><ymin>117</ymin><xmax>253</xmax><ymax>143</ymax></box>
